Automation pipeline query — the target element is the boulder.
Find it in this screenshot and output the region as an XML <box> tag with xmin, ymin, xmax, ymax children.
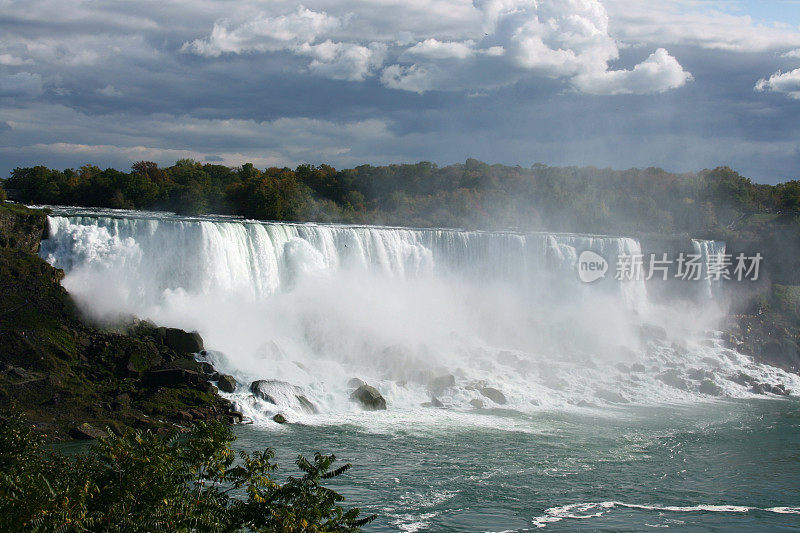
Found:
<box><xmin>160</xmin><ymin>328</ymin><xmax>204</xmax><ymax>354</ymax></box>
<box><xmin>698</xmin><ymin>379</ymin><xmax>723</xmax><ymax>396</ymax></box>
<box><xmin>250</xmin><ymin>380</ymin><xmax>318</xmax><ymax>413</ymax></box>
<box><xmin>69</xmin><ymin>423</ymin><xmax>108</xmax><ymax>440</ymax></box>
<box><xmin>630</xmin><ymin>363</ymin><xmax>646</xmax><ymax>373</ymax></box>
<box><xmin>479</xmin><ymin>387</ymin><xmax>507</xmax><ymax>405</ymax></box>
<box><xmin>350</xmin><ymin>384</ymin><xmax>387</xmax><ymax>410</ymax></box>
<box><xmin>656</xmin><ymin>370</ymin><xmax>689</xmax><ymax>391</ymax></box>
<box><xmin>422</xmin><ymin>397</ymin><xmax>444</xmax><ymax>408</ymax></box>
<box><xmin>143</xmin><ymin>368</ymin><xmax>203</xmax><ymax>387</ymax></box>
<box><xmin>429</xmin><ymin>374</ymin><xmax>455</xmax><ymax>395</ymax></box>
<box><xmin>469</xmin><ymin>398</ymin><xmax>484</xmax><ymax>409</ymax></box>
<box><xmin>273</xmin><ymin>413</ymin><xmax>287</xmax><ymax>424</ymax></box>
<box><xmin>771</xmin><ymin>384</ymin><xmax>790</xmax><ymax>396</ymax></box>
<box><xmin>595</xmin><ymin>389</ymin><xmax>629</xmax><ymax>404</ymax></box>
<box><xmin>217</xmin><ymin>374</ymin><xmax>237</xmax><ymax>393</ymax></box>
<box><xmin>688</xmin><ymin>368</ymin><xmax>714</xmax><ymax>381</ymax></box>
<box><xmin>347</xmin><ymin>377</ymin><xmax>366</xmax><ymax>388</ymax></box>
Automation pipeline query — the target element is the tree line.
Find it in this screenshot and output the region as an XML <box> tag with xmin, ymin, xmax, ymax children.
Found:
<box><xmin>3</xmin><ymin>159</ymin><xmax>799</xmax><ymax>234</ymax></box>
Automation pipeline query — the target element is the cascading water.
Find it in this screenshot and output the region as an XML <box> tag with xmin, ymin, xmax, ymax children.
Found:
<box><xmin>40</xmin><ymin>207</ymin><xmax>798</xmax><ymax>425</ymax></box>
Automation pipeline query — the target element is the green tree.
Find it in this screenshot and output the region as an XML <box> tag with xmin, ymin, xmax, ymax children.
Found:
<box><xmin>0</xmin><ymin>408</ymin><xmax>375</xmax><ymax>532</ymax></box>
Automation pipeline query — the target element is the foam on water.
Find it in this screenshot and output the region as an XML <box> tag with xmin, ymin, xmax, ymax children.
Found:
<box><xmin>38</xmin><ymin>207</ymin><xmax>800</xmax><ymax>427</ymax></box>
<box><xmin>531</xmin><ymin>501</ymin><xmax>800</xmax><ymax>529</ymax></box>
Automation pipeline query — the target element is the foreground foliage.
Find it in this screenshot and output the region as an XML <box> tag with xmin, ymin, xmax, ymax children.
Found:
<box><xmin>0</xmin><ymin>409</ymin><xmax>375</xmax><ymax>532</ymax></box>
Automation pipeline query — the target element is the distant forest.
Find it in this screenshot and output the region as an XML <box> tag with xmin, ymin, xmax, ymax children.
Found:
<box><xmin>2</xmin><ymin>159</ymin><xmax>799</xmax><ymax>236</ymax></box>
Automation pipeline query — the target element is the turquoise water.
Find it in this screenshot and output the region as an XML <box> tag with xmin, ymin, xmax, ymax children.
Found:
<box><xmin>234</xmin><ymin>399</ymin><xmax>800</xmax><ymax>532</ymax></box>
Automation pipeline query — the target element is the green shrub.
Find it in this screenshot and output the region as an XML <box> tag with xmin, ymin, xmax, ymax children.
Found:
<box><xmin>0</xmin><ymin>408</ymin><xmax>375</xmax><ymax>532</ymax></box>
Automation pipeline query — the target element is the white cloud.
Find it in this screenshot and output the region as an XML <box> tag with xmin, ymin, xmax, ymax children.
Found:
<box><xmin>782</xmin><ymin>49</ymin><xmax>800</xmax><ymax>59</ymax></box>
<box><xmin>755</xmin><ymin>68</ymin><xmax>800</xmax><ymax>99</ymax></box>
<box><xmin>604</xmin><ymin>0</ymin><xmax>800</xmax><ymax>53</ymax></box>
<box><xmin>380</xmin><ymin>64</ymin><xmax>433</xmax><ymax>94</ymax></box>
<box><xmin>181</xmin><ymin>7</ymin><xmax>343</xmax><ymax>57</ymax></box>
<box><xmin>403</xmin><ymin>39</ymin><xmax>476</xmax><ymax>60</ymax></box>
<box><xmin>382</xmin><ymin>0</ymin><xmax>691</xmax><ymax>95</ymax></box>
<box><xmin>572</xmin><ymin>48</ymin><xmax>693</xmax><ymax>95</ymax></box>
<box><xmin>297</xmin><ymin>40</ymin><xmax>386</xmax><ymax>81</ymax></box>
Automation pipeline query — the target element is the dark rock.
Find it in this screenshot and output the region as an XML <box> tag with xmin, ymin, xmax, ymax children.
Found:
<box><xmin>595</xmin><ymin>389</ymin><xmax>629</xmax><ymax>404</ymax></box>
<box><xmin>198</xmin><ymin>361</ymin><xmax>215</xmax><ymax>375</ymax></box>
<box><xmin>480</xmin><ymin>387</ymin><xmax>507</xmax><ymax>405</ymax></box>
<box><xmin>161</xmin><ymin>328</ymin><xmax>204</xmax><ymax>354</ymax></box>
<box><xmin>429</xmin><ymin>374</ymin><xmax>456</xmax><ymax>395</ymax></box>
<box><xmin>195</xmin><ymin>382</ymin><xmax>217</xmax><ymax>394</ymax></box>
<box><xmin>347</xmin><ymin>377</ymin><xmax>366</xmax><ymax>388</ymax></box>
<box><xmin>657</xmin><ymin>370</ymin><xmax>690</xmax><ymax>390</ymax></box>
<box><xmin>469</xmin><ymin>398</ymin><xmax>484</xmax><ymax>409</ymax></box>
<box><xmin>698</xmin><ymin>379</ymin><xmax>723</xmax><ymax>396</ymax></box>
<box><xmin>69</xmin><ymin>423</ymin><xmax>108</xmax><ymax>440</ymax></box>
<box><xmin>217</xmin><ymin>374</ymin><xmax>237</xmax><ymax>393</ymax></box>
<box><xmin>422</xmin><ymin>397</ymin><xmax>444</xmax><ymax>408</ymax></box>
<box><xmin>143</xmin><ymin>368</ymin><xmax>203</xmax><ymax>387</ymax></box>
<box><xmin>729</xmin><ymin>372</ymin><xmax>755</xmax><ymax>386</ymax></box>
<box><xmin>687</xmin><ymin>368</ymin><xmax>714</xmax><ymax>381</ymax></box>
<box><xmin>273</xmin><ymin>413</ymin><xmax>287</xmax><ymax>424</ymax></box>
<box><xmin>350</xmin><ymin>384</ymin><xmax>387</xmax><ymax>410</ymax></box>
<box><xmin>630</xmin><ymin>363</ymin><xmax>646</xmax><ymax>373</ymax></box>
<box><xmin>228</xmin><ymin>410</ymin><xmax>243</xmax><ymax>423</ymax></box>
<box><xmin>770</xmin><ymin>384</ymin><xmax>790</xmax><ymax>396</ymax></box>
<box><xmin>751</xmin><ymin>383</ymin><xmax>769</xmax><ymax>395</ymax></box>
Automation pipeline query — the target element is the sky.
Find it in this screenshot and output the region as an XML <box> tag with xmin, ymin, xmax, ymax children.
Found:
<box><xmin>1</xmin><ymin>0</ymin><xmax>800</xmax><ymax>184</ymax></box>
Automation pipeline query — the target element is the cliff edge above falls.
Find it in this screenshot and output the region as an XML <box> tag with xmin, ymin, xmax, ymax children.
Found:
<box><xmin>0</xmin><ymin>203</ymin><xmax>234</xmax><ymax>441</ymax></box>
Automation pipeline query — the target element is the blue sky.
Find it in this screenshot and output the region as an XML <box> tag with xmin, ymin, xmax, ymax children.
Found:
<box><xmin>1</xmin><ymin>0</ymin><xmax>800</xmax><ymax>183</ymax></box>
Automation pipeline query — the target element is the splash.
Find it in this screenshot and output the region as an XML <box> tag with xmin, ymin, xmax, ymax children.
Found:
<box><xmin>40</xmin><ymin>207</ymin><xmax>798</xmax><ymax>424</ymax></box>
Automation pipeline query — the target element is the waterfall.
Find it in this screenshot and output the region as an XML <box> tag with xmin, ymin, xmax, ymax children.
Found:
<box><xmin>39</xmin><ymin>207</ymin><xmax>796</xmax><ymax>424</ymax></box>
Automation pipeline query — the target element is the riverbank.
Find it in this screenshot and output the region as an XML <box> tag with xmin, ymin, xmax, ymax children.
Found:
<box><xmin>0</xmin><ymin>202</ymin><xmax>235</xmax><ymax>440</ymax></box>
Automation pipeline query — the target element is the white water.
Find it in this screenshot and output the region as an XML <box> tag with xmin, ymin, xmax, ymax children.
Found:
<box><xmin>39</xmin><ymin>207</ymin><xmax>799</xmax><ymax>425</ymax></box>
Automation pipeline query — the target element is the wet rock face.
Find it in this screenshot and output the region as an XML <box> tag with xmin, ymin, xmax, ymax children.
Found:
<box><xmin>217</xmin><ymin>374</ymin><xmax>236</xmax><ymax>393</ymax></box>
<box><xmin>479</xmin><ymin>387</ymin><xmax>507</xmax><ymax>405</ymax></box>
<box><xmin>250</xmin><ymin>380</ymin><xmax>318</xmax><ymax>414</ymax></box>
<box><xmin>159</xmin><ymin>328</ymin><xmax>204</xmax><ymax>354</ymax></box>
<box><xmin>350</xmin><ymin>384</ymin><xmax>387</xmax><ymax>411</ymax></box>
